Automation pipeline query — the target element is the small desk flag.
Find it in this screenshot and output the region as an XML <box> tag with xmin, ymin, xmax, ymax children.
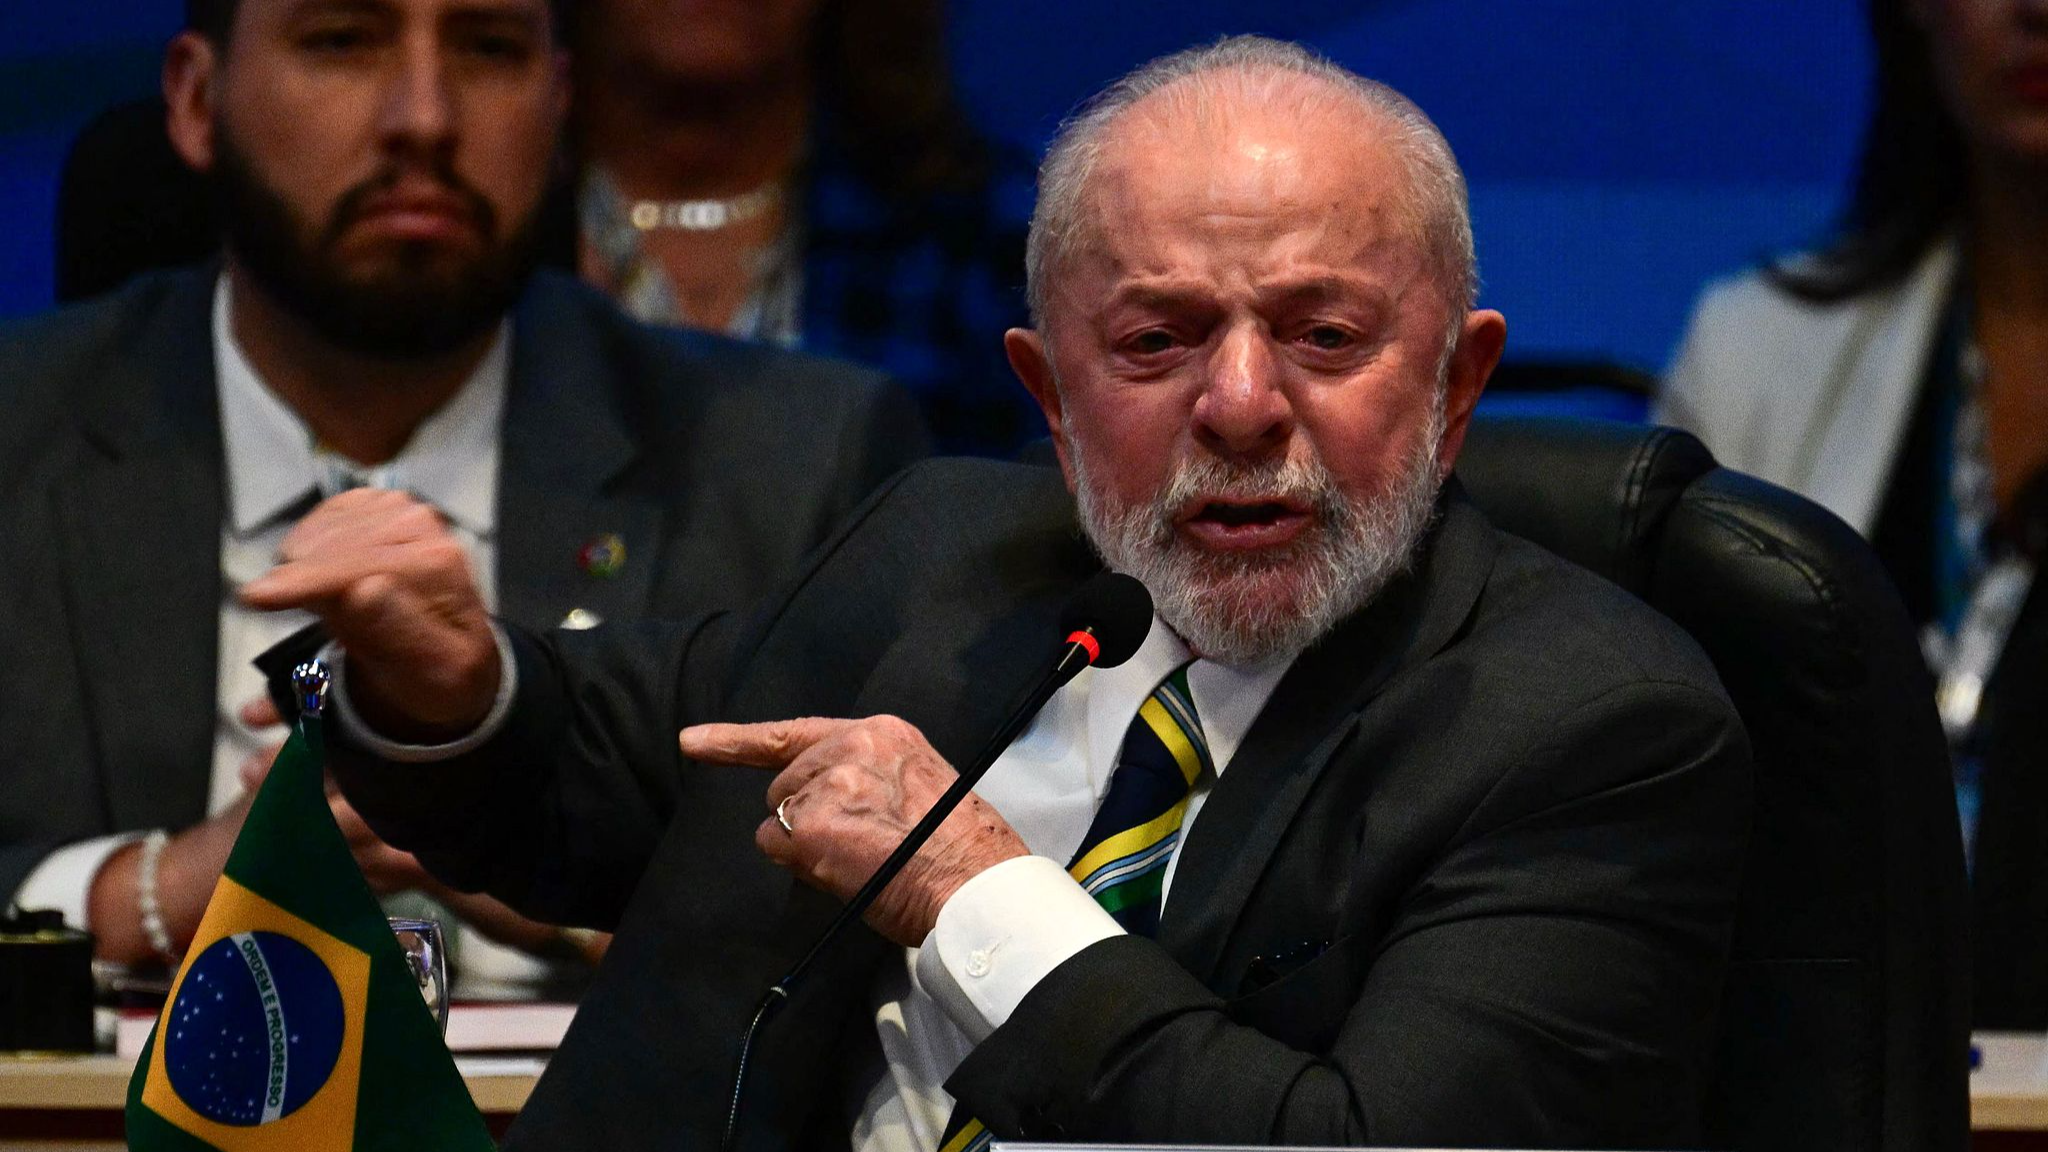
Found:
<box><xmin>125</xmin><ymin>663</ymin><xmax>494</xmax><ymax>1151</ymax></box>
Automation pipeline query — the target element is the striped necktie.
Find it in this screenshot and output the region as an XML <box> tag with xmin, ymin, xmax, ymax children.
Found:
<box><xmin>1066</xmin><ymin>662</ymin><xmax>1210</xmax><ymax>935</ymax></box>
<box><xmin>939</xmin><ymin>663</ymin><xmax>1209</xmax><ymax>1152</ymax></box>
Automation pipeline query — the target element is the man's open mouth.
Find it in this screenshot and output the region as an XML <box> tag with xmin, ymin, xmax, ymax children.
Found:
<box><xmin>1178</xmin><ymin>498</ymin><xmax>1313</xmax><ymax>550</ymax></box>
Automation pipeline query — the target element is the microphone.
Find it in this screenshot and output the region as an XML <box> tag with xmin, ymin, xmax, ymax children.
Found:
<box><xmin>1051</xmin><ymin>569</ymin><xmax>1155</xmax><ymax>679</ymax></box>
<box><xmin>720</xmin><ymin>571</ymin><xmax>1152</xmax><ymax>1150</ymax></box>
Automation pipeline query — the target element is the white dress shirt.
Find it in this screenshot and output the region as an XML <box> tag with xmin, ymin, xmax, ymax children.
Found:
<box><xmin>852</xmin><ymin>616</ymin><xmax>1292</xmax><ymax>1152</ymax></box>
<box><xmin>11</xmin><ymin>277</ymin><xmax>513</xmax><ymax>972</ymax></box>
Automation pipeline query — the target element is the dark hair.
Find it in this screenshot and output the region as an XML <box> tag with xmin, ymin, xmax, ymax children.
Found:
<box><xmin>186</xmin><ymin>0</ymin><xmax>234</xmax><ymax>39</ymax></box>
<box><xmin>187</xmin><ymin>0</ymin><xmax>575</xmax><ymax>43</ymax></box>
<box><xmin>811</xmin><ymin>0</ymin><xmax>997</xmax><ymax>205</ymax></box>
<box><xmin>1769</xmin><ymin>0</ymin><xmax>1968</xmax><ymax>303</ymax></box>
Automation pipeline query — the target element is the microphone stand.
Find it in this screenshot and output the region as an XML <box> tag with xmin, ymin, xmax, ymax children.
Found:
<box><xmin>718</xmin><ymin>630</ymin><xmax>1103</xmax><ymax>1151</ymax></box>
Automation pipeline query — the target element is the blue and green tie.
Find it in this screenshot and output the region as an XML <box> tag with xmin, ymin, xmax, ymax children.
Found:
<box><xmin>940</xmin><ymin>664</ymin><xmax>1209</xmax><ymax>1152</ymax></box>
<box><xmin>1064</xmin><ymin>664</ymin><xmax>1211</xmax><ymax>935</ymax></box>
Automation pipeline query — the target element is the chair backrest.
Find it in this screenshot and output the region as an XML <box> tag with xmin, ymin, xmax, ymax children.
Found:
<box><xmin>1455</xmin><ymin>415</ymin><xmax>1970</xmax><ymax>1152</ymax></box>
<box><xmin>1476</xmin><ymin>358</ymin><xmax>1656</xmax><ymax>423</ymax></box>
<box><xmin>56</xmin><ymin>98</ymin><xmax>218</xmax><ymax>303</ymax></box>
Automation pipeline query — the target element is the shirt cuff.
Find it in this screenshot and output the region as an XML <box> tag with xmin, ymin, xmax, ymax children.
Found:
<box><xmin>322</xmin><ymin>623</ymin><xmax>517</xmax><ymax>763</ymax></box>
<box><xmin>12</xmin><ymin>832</ymin><xmax>150</xmax><ymax>930</ymax></box>
<box><xmin>913</xmin><ymin>854</ymin><xmax>1124</xmax><ymax>1044</ymax></box>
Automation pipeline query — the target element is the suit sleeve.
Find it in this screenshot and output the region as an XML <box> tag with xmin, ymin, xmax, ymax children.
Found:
<box><xmin>322</xmin><ymin>465</ymin><xmax>925</xmax><ymax>932</ymax></box>
<box><xmin>944</xmin><ymin>678</ymin><xmax>1751</xmax><ymax>1150</ymax></box>
<box><xmin>322</xmin><ymin>614</ymin><xmax>734</xmax><ymax>931</ymax></box>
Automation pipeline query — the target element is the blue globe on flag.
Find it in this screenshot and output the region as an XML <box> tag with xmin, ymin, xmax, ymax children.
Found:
<box><xmin>162</xmin><ymin>930</ymin><xmax>346</xmax><ymax>1126</ymax></box>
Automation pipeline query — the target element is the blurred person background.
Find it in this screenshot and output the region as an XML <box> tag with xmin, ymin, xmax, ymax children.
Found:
<box><xmin>1661</xmin><ymin>0</ymin><xmax>2048</xmax><ymax>1030</ymax></box>
<box><xmin>569</xmin><ymin>0</ymin><xmax>1039</xmax><ymax>455</ymax></box>
<box><xmin>47</xmin><ymin>0</ymin><xmax>1045</xmax><ymax>455</ymax></box>
<box><xmin>8</xmin><ymin>2</ymin><xmax>1868</xmax><ymax>447</ymax></box>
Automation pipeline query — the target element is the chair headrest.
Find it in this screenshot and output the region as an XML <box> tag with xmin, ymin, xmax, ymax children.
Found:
<box><xmin>1455</xmin><ymin>416</ymin><xmax>1715</xmax><ymax>594</ymax></box>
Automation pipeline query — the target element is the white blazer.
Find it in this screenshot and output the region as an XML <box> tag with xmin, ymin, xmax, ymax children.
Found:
<box><xmin>1657</xmin><ymin>241</ymin><xmax>1960</xmax><ymax>536</ymax></box>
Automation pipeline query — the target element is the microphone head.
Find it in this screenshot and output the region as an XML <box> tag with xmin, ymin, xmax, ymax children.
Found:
<box><xmin>1060</xmin><ymin>572</ymin><xmax>1153</xmax><ymax>669</ymax></box>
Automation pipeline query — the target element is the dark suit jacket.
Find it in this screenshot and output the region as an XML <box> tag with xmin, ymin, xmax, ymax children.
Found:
<box><xmin>0</xmin><ymin>265</ymin><xmax>927</xmax><ymax>901</ymax></box>
<box><xmin>326</xmin><ymin>458</ymin><xmax>1753</xmax><ymax>1151</ymax></box>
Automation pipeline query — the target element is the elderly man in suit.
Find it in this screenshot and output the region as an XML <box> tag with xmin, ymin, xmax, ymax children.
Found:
<box><xmin>248</xmin><ymin>35</ymin><xmax>1750</xmax><ymax>1150</ymax></box>
<box><xmin>0</xmin><ymin>0</ymin><xmax>921</xmax><ymax>985</ymax></box>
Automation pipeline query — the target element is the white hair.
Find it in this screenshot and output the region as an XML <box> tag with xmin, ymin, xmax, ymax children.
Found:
<box><xmin>1025</xmin><ymin>35</ymin><xmax>1479</xmax><ymax>335</ymax></box>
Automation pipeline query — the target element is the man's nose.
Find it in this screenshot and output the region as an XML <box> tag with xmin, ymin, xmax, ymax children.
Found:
<box><xmin>1192</xmin><ymin>325</ymin><xmax>1294</xmax><ymax>458</ymax></box>
<box><xmin>379</xmin><ymin>35</ymin><xmax>456</xmax><ymax>153</ymax></box>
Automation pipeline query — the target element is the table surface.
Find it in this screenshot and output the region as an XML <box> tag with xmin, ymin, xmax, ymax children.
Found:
<box><xmin>4</xmin><ymin>1032</ymin><xmax>2045</xmax><ymax>1134</ymax></box>
<box><xmin>1975</xmin><ymin>1033</ymin><xmax>2048</xmax><ymax>1130</ymax></box>
<box><xmin>0</xmin><ymin>1051</ymin><xmax>540</xmax><ymax>1114</ymax></box>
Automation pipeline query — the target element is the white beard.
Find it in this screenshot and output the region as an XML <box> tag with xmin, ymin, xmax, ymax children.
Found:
<box><xmin>1071</xmin><ymin>407</ymin><xmax>1444</xmax><ymax>666</ymax></box>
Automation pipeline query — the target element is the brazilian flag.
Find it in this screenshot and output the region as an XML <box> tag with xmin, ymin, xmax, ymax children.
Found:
<box><xmin>125</xmin><ymin>683</ymin><xmax>495</xmax><ymax>1150</ymax></box>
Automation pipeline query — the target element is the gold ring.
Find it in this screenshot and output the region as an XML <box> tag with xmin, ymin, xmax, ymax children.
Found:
<box><xmin>775</xmin><ymin>797</ymin><xmax>795</xmax><ymax>835</ymax></box>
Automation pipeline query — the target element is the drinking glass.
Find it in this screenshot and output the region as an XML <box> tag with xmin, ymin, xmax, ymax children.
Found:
<box><xmin>387</xmin><ymin>916</ymin><xmax>449</xmax><ymax>1035</ymax></box>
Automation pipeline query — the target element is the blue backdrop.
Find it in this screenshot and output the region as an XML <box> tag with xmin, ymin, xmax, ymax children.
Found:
<box><xmin>0</xmin><ymin>1</ymin><xmax>1869</xmax><ymax>376</ymax></box>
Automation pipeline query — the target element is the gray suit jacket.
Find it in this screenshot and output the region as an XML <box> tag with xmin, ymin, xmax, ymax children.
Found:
<box><xmin>0</xmin><ymin>266</ymin><xmax>928</xmax><ymax>900</ymax></box>
<box><xmin>1657</xmin><ymin>241</ymin><xmax>1958</xmax><ymax>535</ymax></box>
<box><xmin>327</xmin><ymin>459</ymin><xmax>1752</xmax><ymax>1151</ymax></box>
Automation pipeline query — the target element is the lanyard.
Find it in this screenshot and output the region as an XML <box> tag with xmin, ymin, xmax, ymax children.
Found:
<box><xmin>1932</xmin><ymin>555</ymin><xmax>2036</xmax><ymax>744</ymax></box>
<box><xmin>1926</xmin><ymin>332</ymin><xmax>2039</xmax><ymax>748</ymax></box>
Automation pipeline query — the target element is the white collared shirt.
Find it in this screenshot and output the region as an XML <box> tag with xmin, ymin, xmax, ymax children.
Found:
<box><xmin>12</xmin><ymin>276</ymin><xmax>510</xmax><ymax>951</ymax></box>
<box><xmin>211</xmin><ymin>280</ymin><xmax>508</xmax><ymax>814</ymax></box>
<box><xmin>853</xmin><ymin>617</ymin><xmax>1294</xmax><ymax>1152</ymax></box>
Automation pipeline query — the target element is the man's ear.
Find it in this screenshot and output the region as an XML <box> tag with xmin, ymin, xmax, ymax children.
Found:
<box><xmin>163</xmin><ymin>31</ymin><xmax>220</xmax><ymax>173</ymax></box>
<box><xmin>1005</xmin><ymin>327</ymin><xmax>1078</xmax><ymax>491</ymax></box>
<box><xmin>1433</xmin><ymin>308</ymin><xmax>1507</xmax><ymax>477</ymax></box>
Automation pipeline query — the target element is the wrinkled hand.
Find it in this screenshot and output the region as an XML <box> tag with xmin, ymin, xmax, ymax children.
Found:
<box><xmin>679</xmin><ymin>716</ymin><xmax>1028</xmax><ymax>946</ymax></box>
<box><xmin>237</xmin><ymin>489</ymin><xmax>498</xmax><ymax>741</ymax></box>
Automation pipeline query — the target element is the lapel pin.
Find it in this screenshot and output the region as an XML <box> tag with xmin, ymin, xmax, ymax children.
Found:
<box><xmin>578</xmin><ymin>533</ymin><xmax>627</xmax><ymax>578</ymax></box>
<box><xmin>561</xmin><ymin>608</ymin><xmax>603</xmax><ymax>631</ymax></box>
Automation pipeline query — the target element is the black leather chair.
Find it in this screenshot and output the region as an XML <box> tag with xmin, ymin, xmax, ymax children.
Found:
<box><xmin>55</xmin><ymin>98</ymin><xmax>218</xmax><ymax>303</ymax></box>
<box><xmin>1456</xmin><ymin>416</ymin><xmax>1970</xmax><ymax>1152</ymax></box>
